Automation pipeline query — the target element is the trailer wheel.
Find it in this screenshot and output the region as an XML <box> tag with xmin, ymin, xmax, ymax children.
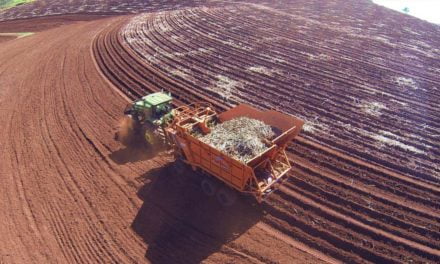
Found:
<box><xmin>201</xmin><ymin>179</ymin><xmax>217</xmax><ymax>196</ymax></box>
<box><xmin>216</xmin><ymin>188</ymin><xmax>237</xmax><ymax>207</ymax></box>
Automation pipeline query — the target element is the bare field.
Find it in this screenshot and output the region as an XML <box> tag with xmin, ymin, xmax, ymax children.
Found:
<box><xmin>93</xmin><ymin>2</ymin><xmax>440</xmax><ymax>263</ymax></box>
<box><xmin>1</xmin><ymin>0</ymin><xmax>439</xmax><ymax>263</ymax></box>
<box><xmin>0</xmin><ymin>0</ymin><xmax>214</xmax><ymax>21</ymax></box>
<box><xmin>118</xmin><ymin>4</ymin><xmax>439</xmax><ymax>182</ymax></box>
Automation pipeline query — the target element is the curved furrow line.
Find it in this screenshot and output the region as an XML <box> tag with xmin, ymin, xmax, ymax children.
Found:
<box><xmin>38</xmin><ymin>20</ymin><xmax>157</xmax><ymax>263</ymax></box>
<box><xmin>198</xmin><ymin>6</ymin><xmax>440</xmax><ymax>99</ymax></box>
<box><xmin>9</xmin><ymin>50</ymin><xmax>107</xmax><ymax>264</ymax></box>
<box><xmin>287</xmin><ymin>144</ymin><xmax>440</xmax><ymax>208</ymax></box>
<box><xmin>283</xmin><ymin>175</ymin><xmax>440</xmax><ymax>249</ymax></box>
<box><xmin>108</xmin><ymin>19</ymin><xmax>229</xmax><ymax>111</ymax></box>
<box><xmin>71</xmin><ymin>47</ymin><xmax>155</xmax><ymax>256</ymax></box>
<box><xmin>144</xmin><ymin>9</ymin><xmax>436</xmax><ymax>156</ymax></box>
<box><xmin>40</xmin><ymin>120</ymin><xmax>111</xmax><ymax>264</ymax></box>
<box><xmin>92</xmin><ymin>13</ymin><xmax>440</xmax><ymax>263</ymax></box>
<box><xmin>263</xmin><ymin>195</ymin><xmax>414</xmax><ymax>263</ymax></box>
<box><xmin>287</xmin><ymin>147</ymin><xmax>440</xmax><ymax>224</ymax></box>
<box><xmin>100</xmin><ymin>11</ymin><xmax>440</xmax><ymax>202</ymax></box>
<box><xmin>155</xmin><ymin>12</ymin><xmax>440</xmax><ymax>182</ymax></box>
<box><xmin>181</xmin><ymin>8</ymin><xmax>440</xmax><ymax>135</ymax></box>
<box><xmin>194</xmin><ymin>7</ymin><xmax>440</xmax><ymax>112</ymax></box>
<box><xmin>131</xmin><ymin>10</ymin><xmax>440</xmax><ymax>182</ymax></box>
<box><xmin>64</xmin><ymin>42</ymin><xmax>156</xmax><ymax>262</ymax></box>
<box><xmin>97</xmin><ymin>19</ymin><xmax>378</xmax><ymax>262</ymax></box>
<box><xmin>120</xmin><ymin>18</ymin><xmax>231</xmax><ymax>110</ymax></box>
<box><xmin>288</xmin><ymin>156</ymin><xmax>440</xmax><ymax>223</ymax></box>
<box><xmin>57</xmin><ymin>61</ymin><xmax>133</xmax><ymax>263</ymax></box>
<box><xmin>273</xmin><ymin>177</ymin><xmax>440</xmax><ymax>261</ymax></box>
<box><xmin>172</xmin><ymin>8</ymin><xmax>440</xmax><ymax>142</ymax></box>
<box><xmin>261</xmin><ymin>210</ymin><xmax>366</xmax><ymax>263</ymax></box>
<box><xmin>42</xmin><ymin>73</ymin><xmax>127</xmax><ymax>264</ymax></box>
<box><xmin>271</xmin><ymin>188</ymin><xmax>439</xmax><ymax>262</ymax></box>
<box><xmin>51</xmin><ymin>201</ymin><xmax>105</xmax><ymax>264</ymax></box>
<box><xmin>99</xmin><ymin>9</ymin><xmax>440</xmax><ymax>210</ymax></box>
<box><xmin>98</xmin><ymin>23</ymin><xmax>149</xmax><ymax>98</ymax></box>
<box><xmin>200</xmin><ymin>6</ymin><xmax>440</xmax><ymax>92</ymax></box>
<box><xmin>36</xmin><ymin>51</ymin><xmax>102</xmax><ymax>264</ymax></box>
<box><xmin>292</xmin><ymin>136</ymin><xmax>440</xmax><ymax>191</ymax></box>
<box><xmin>11</xmin><ymin>46</ymin><xmax>115</xmax><ymax>263</ymax></box>
<box><xmin>94</xmin><ymin>21</ymin><xmax>223</xmax><ymax>112</ymax></box>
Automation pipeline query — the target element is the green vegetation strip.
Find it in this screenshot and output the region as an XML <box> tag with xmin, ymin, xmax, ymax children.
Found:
<box><xmin>0</xmin><ymin>0</ymin><xmax>34</xmax><ymax>10</ymax></box>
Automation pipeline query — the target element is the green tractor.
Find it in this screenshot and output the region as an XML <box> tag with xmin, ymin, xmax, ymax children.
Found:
<box><xmin>114</xmin><ymin>92</ymin><xmax>174</xmax><ymax>146</ymax></box>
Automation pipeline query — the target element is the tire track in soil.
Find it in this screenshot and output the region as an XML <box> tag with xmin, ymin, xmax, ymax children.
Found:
<box><xmin>1</xmin><ymin>16</ymin><xmax>155</xmax><ymax>264</ymax></box>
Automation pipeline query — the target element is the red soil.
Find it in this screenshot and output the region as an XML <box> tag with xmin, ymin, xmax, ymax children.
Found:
<box><xmin>1</xmin><ymin>1</ymin><xmax>439</xmax><ymax>263</ymax></box>
<box><xmin>0</xmin><ymin>35</ymin><xmax>15</xmax><ymax>42</ymax></box>
<box><xmin>0</xmin><ymin>0</ymin><xmax>212</xmax><ymax>22</ymax></box>
<box><xmin>118</xmin><ymin>4</ymin><xmax>439</xmax><ymax>182</ymax></box>
<box><xmin>92</xmin><ymin>3</ymin><xmax>440</xmax><ymax>264</ymax></box>
<box><xmin>0</xmin><ymin>14</ymin><xmax>113</xmax><ymax>32</ymax></box>
<box><xmin>0</xmin><ymin>15</ymin><xmax>326</xmax><ymax>264</ymax></box>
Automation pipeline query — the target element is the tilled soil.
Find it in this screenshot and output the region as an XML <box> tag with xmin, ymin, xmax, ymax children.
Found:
<box><xmin>1</xmin><ymin>1</ymin><xmax>439</xmax><ymax>263</ymax></box>
<box><xmin>0</xmin><ymin>15</ymin><xmax>327</xmax><ymax>264</ymax></box>
<box><xmin>0</xmin><ymin>0</ymin><xmax>211</xmax><ymax>21</ymax></box>
<box><xmin>119</xmin><ymin>4</ymin><xmax>439</xmax><ymax>182</ymax></box>
<box><xmin>92</xmin><ymin>2</ymin><xmax>440</xmax><ymax>264</ymax></box>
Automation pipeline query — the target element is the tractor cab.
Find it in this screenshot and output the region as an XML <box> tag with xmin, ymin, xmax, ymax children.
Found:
<box><xmin>116</xmin><ymin>91</ymin><xmax>174</xmax><ymax>146</ymax></box>
<box><xmin>124</xmin><ymin>92</ymin><xmax>173</xmax><ymax>125</ymax></box>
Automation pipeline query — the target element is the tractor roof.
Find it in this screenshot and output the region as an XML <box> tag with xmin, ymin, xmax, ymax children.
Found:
<box><xmin>139</xmin><ymin>92</ymin><xmax>172</xmax><ymax>107</ymax></box>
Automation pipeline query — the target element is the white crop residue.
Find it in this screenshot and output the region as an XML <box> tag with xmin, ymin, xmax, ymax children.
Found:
<box><xmin>395</xmin><ymin>76</ymin><xmax>418</xmax><ymax>90</ymax></box>
<box><xmin>170</xmin><ymin>69</ymin><xmax>188</xmax><ymax>78</ymax></box>
<box><xmin>208</xmin><ymin>75</ymin><xmax>242</xmax><ymax>101</ymax></box>
<box><xmin>301</xmin><ymin>118</ymin><xmax>328</xmax><ymax>134</ymax></box>
<box><xmin>247</xmin><ymin>66</ymin><xmax>282</xmax><ymax>76</ymax></box>
<box><xmin>360</xmin><ymin>101</ymin><xmax>387</xmax><ymax>116</ymax></box>
<box><xmin>372</xmin><ymin>130</ymin><xmax>424</xmax><ymax>154</ymax></box>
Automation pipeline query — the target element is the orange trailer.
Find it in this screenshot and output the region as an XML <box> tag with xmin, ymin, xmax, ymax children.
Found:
<box><xmin>165</xmin><ymin>103</ymin><xmax>304</xmax><ymax>204</ymax></box>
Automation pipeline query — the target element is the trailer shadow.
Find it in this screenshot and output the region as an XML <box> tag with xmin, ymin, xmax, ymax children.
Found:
<box><xmin>132</xmin><ymin>162</ymin><xmax>264</xmax><ymax>263</ymax></box>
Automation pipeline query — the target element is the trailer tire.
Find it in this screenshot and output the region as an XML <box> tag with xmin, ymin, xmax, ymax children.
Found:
<box><xmin>201</xmin><ymin>179</ymin><xmax>217</xmax><ymax>196</ymax></box>
<box><xmin>216</xmin><ymin>188</ymin><xmax>237</xmax><ymax>207</ymax></box>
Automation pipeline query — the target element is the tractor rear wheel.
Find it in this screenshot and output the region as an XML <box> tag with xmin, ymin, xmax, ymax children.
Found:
<box><xmin>142</xmin><ymin>123</ymin><xmax>161</xmax><ymax>147</ymax></box>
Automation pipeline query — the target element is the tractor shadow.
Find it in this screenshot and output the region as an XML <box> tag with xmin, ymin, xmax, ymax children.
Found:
<box><xmin>132</xmin><ymin>162</ymin><xmax>264</xmax><ymax>263</ymax></box>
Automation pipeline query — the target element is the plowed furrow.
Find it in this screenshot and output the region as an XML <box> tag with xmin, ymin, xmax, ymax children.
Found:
<box><xmin>121</xmin><ymin>8</ymin><xmax>439</xmax><ymax>181</ymax></box>
<box><xmin>91</xmin><ymin>9</ymin><xmax>440</xmax><ymax>264</ymax></box>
